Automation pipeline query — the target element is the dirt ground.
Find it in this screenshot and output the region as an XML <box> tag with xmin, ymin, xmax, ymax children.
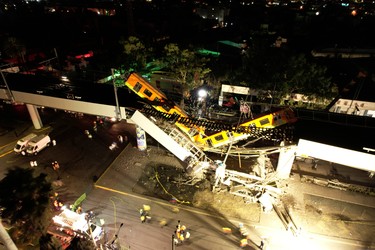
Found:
<box><xmin>136</xmin><ymin>161</ymin><xmax>261</xmax><ymax>223</ymax></box>
<box><xmin>132</xmin><ymin>145</ymin><xmax>375</xmax><ymax>245</ymax></box>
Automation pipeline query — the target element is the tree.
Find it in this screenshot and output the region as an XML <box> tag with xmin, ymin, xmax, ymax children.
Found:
<box><xmin>1</xmin><ymin>36</ymin><xmax>26</xmax><ymax>63</ymax></box>
<box><xmin>0</xmin><ymin>167</ymin><xmax>52</xmax><ymax>245</ymax></box>
<box><xmin>240</xmin><ymin>37</ymin><xmax>335</xmax><ymax>104</ymax></box>
<box><xmin>239</xmin><ymin>36</ymin><xmax>286</xmax><ymax>90</ymax></box>
<box><xmin>161</xmin><ymin>43</ymin><xmax>211</xmax><ymax>105</ymax></box>
<box><xmin>39</xmin><ymin>233</ymin><xmax>62</xmax><ymax>250</ymax></box>
<box><xmin>118</xmin><ymin>36</ymin><xmax>153</xmax><ymax>74</ymax></box>
<box><xmin>66</xmin><ymin>236</ymin><xmax>96</xmax><ymax>250</ymax></box>
<box><xmin>284</xmin><ymin>54</ymin><xmax>334</xmax><ymax>98</ymax></box>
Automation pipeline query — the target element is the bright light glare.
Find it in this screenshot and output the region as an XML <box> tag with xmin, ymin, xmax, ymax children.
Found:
<box><xmin>61</xmin><ymin>76</ymin><xmax>70</xmax><ymax>82</ymax></box>
<box><xmin>198</xmin><ymin>89</ymin><xmax>207</xmax><ymax>98</ymax></box>
<box><xmin>288</xmin><ymin>234</ymin><xmax>316</xmax><ymax>250</ymax></box>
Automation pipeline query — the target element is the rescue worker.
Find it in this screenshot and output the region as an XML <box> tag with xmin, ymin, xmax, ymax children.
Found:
<box><xmin>174</xmin><ymin>220</ymin><xmax>190</xmax><ymax>244</ymax></box>
<box><xmin>260</xmin><ymin>240</ymin><xmax>264</xmax><ymax>250</ymax></box>
<box><xmin>140</xmin><ymin>209</ymin><xmax>147</xmax><ymax>223</ymax></box>
<box><xmin>139</xmin><ymin>204</ymin><xmax>151</xmax><ymax>223</ymax></box>
<box><xmin>240</xmin><ymin>238</ymin><xmax>248</xmax><ymax>248</ymax></box>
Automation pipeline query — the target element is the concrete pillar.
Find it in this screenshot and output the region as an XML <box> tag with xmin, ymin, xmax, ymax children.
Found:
<box><xmin>276</xmin><ymin>145</ymin><xmax>297</xmax><ymax>179</ymax></box>
<box><xmin>26</xmin><ymin>104</ymin><xmax>43</xmax><ymax>129</ymax></box>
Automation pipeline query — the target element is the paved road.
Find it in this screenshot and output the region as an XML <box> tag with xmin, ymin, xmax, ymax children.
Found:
<box><xmin>1</xmin><ymin>107</ymin><xmax>375</xmax><ymax>249</ymax></box>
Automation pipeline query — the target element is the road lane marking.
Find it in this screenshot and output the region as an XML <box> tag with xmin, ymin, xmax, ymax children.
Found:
<box><xmin>0</xmin><ymin>141</ymin><xmax>16</xmax><ymax>150</ymax></box>
<box><xmin>0</xmin><ymin>150</ymin><xmax>14</xmax><ymax>158</ymax></box>
<box><xmin>94</xmin><ymin>184</ymin><xmax>212</xmax><ymax>217</ymax></box>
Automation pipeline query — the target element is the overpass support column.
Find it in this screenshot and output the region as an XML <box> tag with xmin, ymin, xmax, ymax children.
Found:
<box><xmin>276</xmin><ymin>145</ymin><xmax>297</xmax><ymax>179</ymax></box>
<box><xmin>26</xmin><ymin>104</ymin><xmax>43</xmax><ymax>129</ymax></box>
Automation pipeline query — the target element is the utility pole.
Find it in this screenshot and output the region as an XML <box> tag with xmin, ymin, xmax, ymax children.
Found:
<box><xmin>111</xmin><ymin>68</ymin><xmax>121</xmax><ymax>121</ymax></box>
<box><xmin>172</xmin><ymin>234</ymin><xmax>176</xmax><ymax>250</ymax></box>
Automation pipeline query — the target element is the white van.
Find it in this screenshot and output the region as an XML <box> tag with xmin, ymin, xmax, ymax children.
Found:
<box><xmin>14</xmin><ymin>133</ymin><xmax>37</xmax><ymax>153</ymax></box>
<box><xmin>24</xmin><ymin>134</ymin><xmax>51</xmax><ymax>155</ymax></box>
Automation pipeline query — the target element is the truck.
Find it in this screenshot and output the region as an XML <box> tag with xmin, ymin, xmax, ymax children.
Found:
<box><xmin>52</xmin><ymin>208</ymin><xmax>103</xmax><ymax>243</ymax></box>
<box><xmin>23</xmin><ymin>134</ymin><xmax>51</xmax><ymax>155</ymax></box>
<box><xmin>14</xmin><ymin>133</ymin><xmax>37</xmax><ymax>154</ymax></box>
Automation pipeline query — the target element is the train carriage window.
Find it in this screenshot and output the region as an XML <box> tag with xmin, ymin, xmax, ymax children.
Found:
<box><xmin>259</xmin><ymin>118</ymin><xmax>270</xmax><ymax>126</ymax></box>
<box><xmin>144</xmin><ymin>89</ymin><xmax>152</xmax><ymax>97</ymax></box>
<box><xmin>207</xmin><ymin>139</ymin><xmax>213</xmax><ymax>147</ymax></box>
<box><xmin>275</xmin><ymin>114</ymin><xmax>282</xmax><ymax>121</ymax></box>
<box><xmin>134</xmin><ymin>82</ymin><xmax>142</xmax><ymax>92</ymax></box>
<box><xmin>226</xmin><ymin>131</ymin><xmax>232</xmax><ymax>138</ymax></box>
<box><xmin>214</xmin><ymin>134</ymin><xmax>224</xmax><ymax>141</ymax></box>
<box><xmin>285</xmin><ymin>111</ymin><xmax>290</xmax><ymax>119</ymax></box>
<box><xmin>162</xmin><ymin>103</ymin><xmax>171</xmax><ymax>112</ymax></box>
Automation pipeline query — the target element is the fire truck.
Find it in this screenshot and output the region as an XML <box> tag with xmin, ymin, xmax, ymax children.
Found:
<box><xmin>50</xmin><ymin>207</ymin><xmax>103</xmax><ymax>247</ymax></box>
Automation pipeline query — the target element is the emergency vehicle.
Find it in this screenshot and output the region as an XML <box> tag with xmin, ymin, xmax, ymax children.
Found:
<box><xmin>52</xmin><ymin>207</ymin><xmax>103</xmax><ymax>243</ymax></box>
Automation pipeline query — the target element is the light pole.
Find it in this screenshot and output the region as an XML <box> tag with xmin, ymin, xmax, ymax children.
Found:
<box><xmin>111</xmin><ymin>223</ymin><xmax>123</xmax><ymax>245</ymax></box>
<box><xmin>111</xmin><ymin>68</ymin><xmax>121</xmax><ymax>121</ymax></box>
<box><xmin>172</xmin><ymin>234</ymin><xmax>176</xmax><ymax>250</ymax></box>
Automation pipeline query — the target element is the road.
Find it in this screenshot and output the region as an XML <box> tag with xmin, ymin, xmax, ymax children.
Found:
<box><xmin>0</xmin><ymin>107</ymin><xmax>373</xmax><ymax>249</ymax></box>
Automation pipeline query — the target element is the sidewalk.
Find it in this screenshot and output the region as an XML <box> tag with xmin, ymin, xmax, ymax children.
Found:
<box><xmin>94</xmin><ymin>144</ymin><xmax>185</xmax><ymax>195</ymax></box>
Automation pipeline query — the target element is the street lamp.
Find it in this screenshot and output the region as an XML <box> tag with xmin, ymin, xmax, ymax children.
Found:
<box><xmin>197</xmin><ymin>89</ymin><xmax>207</xmax><ymax>100</ymax></box>
<box><xmin>172</xmin><ymin>234</ymin><xmax>176</xmax><ymax>250</ymax></box>
<box><xmin>196</xmin><ymin>88</ymin><xmax>208</xmax><ymax>118</ymax></box>
<box><xmin>111</xmin><ymin>68</ymin><xmax>121</xmax><ymax>121</ymax></box>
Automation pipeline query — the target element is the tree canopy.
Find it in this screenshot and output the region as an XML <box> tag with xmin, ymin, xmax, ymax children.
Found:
<box><xmin>239</xmin><ymin>36</ymin><xmax>336</xmax><ymax>103</ymax></box>
<box><xmin>39</xmin><ymin>233</ymin><xmax>62</xmax><ymax>250</ymax></box>
<box><xmin>0</xmin><ymin>167</ymin><xmax>52</xmax><ymax>244</ymax></box>
<box><xmin>66</xmin><ymin>236</ymin><xmax>96</xmax><ymax>250</ymax></box>
<box><xmin>160</xmin><ymin>43</ymin><xmax>211</xmax><ymax>98</ymax></box>
<box><xmin>0</xmin><ymin>36</ymin><xmax>26</xmax><ymax>63</ymax></box>
<box><xmin>115</xmin><ymin>35</ymin><xmax>336</xmax><ymax>107</ymax></box>
<box><xmin>119</xmin><ymin>36</ymin><xmax>153</xmax><ymax>74</ymax></box>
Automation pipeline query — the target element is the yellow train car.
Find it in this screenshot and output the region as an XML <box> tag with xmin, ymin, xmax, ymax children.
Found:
<box><xmin>125</xmin><ymin>72</ymin><xmax>187</xmax><ymax>116</ymax></box>
<box><xmin>202</xmin><ymin>108</ymin><xmax>296</xmax><ymax>148</ymax></box>
<box><xmin>125</xmin><ymin>72</ymin><xmax>297</xmax><ymax>150</ymax></box>
<box><xmin>125</xmin><ymin>72</ymin><xmax>204</xmax><ymax>141</ymax></box>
